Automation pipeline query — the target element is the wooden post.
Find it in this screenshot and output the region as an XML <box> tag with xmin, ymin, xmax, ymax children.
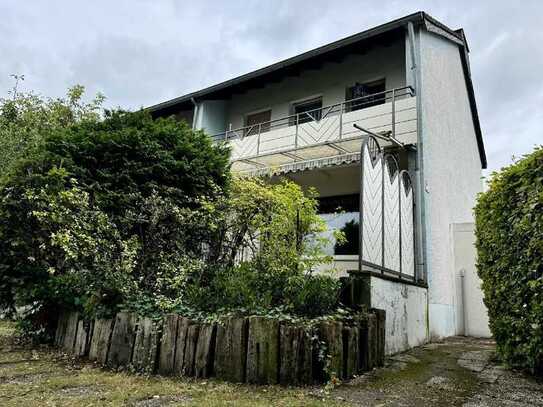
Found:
<box><xmin>246</xmin><ymin>317</ymin><xmax>279</xmax><ymax>384</ymax></box>
<box><xmin>74</xmin><ymin>319</ymin><xmax>93</xmax><ymax>357</ymax></box>
<box><xmin>366</xmin><ymin>313</ymin><xmax>376</xmax><ymax>369</ymax></box>
<box><xmin>107</xmin><ymin>312</ymin><xmax>137</xmax><ymax>369</ymax></box>
<box><xmin>279</xmin><ymin>324</ymin><xmax>313</xmax><ymax>385</ymax></box>
<box><xmin>54</xmin><ymin>312</ymin><xmax>69</xmax><ymax>348</ymax></box>
<box><xmin>358</xmin><ymin>317</ymin><xmax>369</xmax><ymax>372</ymax></box>
<box><xmin>132</xmin><ymin>317</ymin><xmax>160</xmax><ymax>373</ymax></box>
<box><xmin>215</xmin><ymin>317</ymin><xmax>248</xmax><ymax>383</ymax></box>
<box><xmin>158</xmin><ymin>314</ymin><xmax>179</xmax><ymax>375</ymax></box>
<box><xmin>89</xmin><ymin>318</ymin><xmax>114</xmax><ymax>365</ymax></box>
<box><xmin>62</xmin><ymin>312</ymin><xmax>79</xmax><ymax>353</ymax></box>
<box><xmin>372</xmin><ymin>309</ymin><xmax>386</xmax><ymax>367</ymax></box>
<box><xmin>194</xmin><ymin>323</ymin><xmax>216</xmax><ymax>378</ymax></box>
<box><xmin>318</xmin><ymin>321</ymin><xmax>344</xmax><ymax>379</ymax></box>
<box><xmin>173</xmin><ymin>317</ymin><xmax>192</xmax><ymax>376</ymax></box>
<box><xmin>182</xmin><ymin>324</ymin><xmax>200</xmax><ymax>377</ymax></box>
<box><xmin>343</xmin><ymin>325</ymin><xmax>359</xmax><ymax>378</ymax></box>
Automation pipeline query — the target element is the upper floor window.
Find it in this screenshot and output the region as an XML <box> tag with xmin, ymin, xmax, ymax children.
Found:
<box><xmin>345</xmin><ymin>79</ymin><xmax>386</xmax><ymax>112</ymax></box>
<box><xmin>245</xmin><ymin>109</ymin><xmax>271</xmax><ymax>137</ymax></box>
<box><xmin>291</xmin><ymin>97</ymin><xmax>323</xmax><ymax>125</ymax></box>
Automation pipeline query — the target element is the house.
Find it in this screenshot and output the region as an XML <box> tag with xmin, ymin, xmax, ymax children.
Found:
<box><xmin>149</xmin><ymin>11</ymin><xmax>491</xmax><ymax>354</ymax></box>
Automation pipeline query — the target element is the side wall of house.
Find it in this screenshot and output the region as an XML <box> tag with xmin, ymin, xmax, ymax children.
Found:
<box><xmin>418</xmin><ymin>30</ymin><xmax>483</xmax><ymax>339</ymax></box>
<box><xmin>224</xmin><ymin>41</ymin><xmax>406</xmax><ymax>130</ymax></box>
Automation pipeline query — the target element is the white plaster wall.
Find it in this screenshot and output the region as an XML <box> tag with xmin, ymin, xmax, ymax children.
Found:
<box><xmin>371</xmin><ymin>276</ymin><xmax>428</xmax><ymax>355</ymax></box>
<box><xmin>225</xmin><ymin>41</ymin><xmax>406</xmax><ymax>130</ymax></box>
<box><xmin>419</xmin><ymin>30</ymin><xmax>483</xmax><ymax>339</ymax></box>
<box><xmin>451</xmin><ymin>222</ymin><xmax>491</xmax><ymax>337</ymax></box>
<box><xmin>198</xmin><ymin>100</ymin><xmax>227</xmax><ymax>136</ymax></box>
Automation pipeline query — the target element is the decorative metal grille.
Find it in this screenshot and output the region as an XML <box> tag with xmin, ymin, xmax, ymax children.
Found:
<box><xmin>359</xmin><ymin>136</ymin><xmax>415</xmax><ymax>279</ymax></box>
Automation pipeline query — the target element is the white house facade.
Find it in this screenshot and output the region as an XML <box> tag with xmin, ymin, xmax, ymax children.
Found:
<box><xmin>149</xmin><ymin>12</ymin><xmax>491</xmax><ymax>354</ymax></box>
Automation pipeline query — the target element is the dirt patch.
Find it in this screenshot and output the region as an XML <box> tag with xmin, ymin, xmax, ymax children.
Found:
<box><xmin>58</xmin><ymin>385</ymin><xmax>103</xmax><ymax>397</ymax></box>
<box><xmin>0</xmin><ymin>372</ymin><xmax>50</xmax><ymax>385</ymax></box>
<box><xmin>130</xmin><ymin>394</ymin><xmax>193</xmax><ymax>406</ymax></box>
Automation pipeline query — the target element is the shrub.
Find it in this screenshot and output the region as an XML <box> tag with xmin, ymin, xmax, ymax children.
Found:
<box><xmin>474</xmin><ymin>146</ymin><xmax>543</xmax><ymax>373</ymax></box>
<box><xmin>0</xmin><ymin>85</ymin><xmax>104</xmax><ymax>177</ymax></box>
<box><xmin>0</xmin><ymin>109</ymin><xmax>230</xmax><ymax>321</ymax></box>
<box><xmin>0</xmin><ymin>89</ymin><xmax>344</xmax><ymax>330</ymax></box>
<box><xmin>176</xmin><ymin>178</ymin><xmax>343</xmax><ymax>317</ymax></box>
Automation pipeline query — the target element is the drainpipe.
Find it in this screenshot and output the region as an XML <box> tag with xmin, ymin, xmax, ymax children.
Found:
<box><xmin>407</xmin><ymin>21</ymin><xmax>428</xmax><ymax>284</ymax></box>
<box><xmin>191</xmin><ymin>97</ymin><xmax>199</xmax><ymax>130</ymax></box>
<box><xmin>459</xmin><ymin>268</ymin><xmax>466</xmax><ymax>335</ymax></box>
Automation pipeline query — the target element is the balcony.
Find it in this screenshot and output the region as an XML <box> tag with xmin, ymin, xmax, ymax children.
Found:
<box><xmin>212</xmin><ymin>87</ymin><xmax>417</xmax><ymax>174</ymax></box>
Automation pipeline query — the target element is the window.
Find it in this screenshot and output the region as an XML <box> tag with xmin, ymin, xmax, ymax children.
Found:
<box><xmin>317</xmin><ymin>194</ymin><xmax>360</xmax><ymax>256</ymax></box>
<box><xmin>291</xmin><ymin>97</ymin><xmax>323</xmax><ymax>125</ymax></box>
<box><xmin>245</xmin><ymin>109</ymin><xmax>271</xmax><ymax>137</ymax></box>
<box><xmin>345</xmin><ymin>79</ymin><xmax>386</xmax><ymax>111</ymax></box>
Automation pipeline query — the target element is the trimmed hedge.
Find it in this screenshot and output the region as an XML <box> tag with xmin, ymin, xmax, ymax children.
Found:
<box><xmin>474</xmin><ymin>146</ymin><xmax>543</xmax><ymax>373</ymax></box>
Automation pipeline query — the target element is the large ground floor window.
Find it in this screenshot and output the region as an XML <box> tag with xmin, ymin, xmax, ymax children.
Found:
<box><xmin>317</xmin><ymin>194</ymin><xmax>359</xmax><ymax>256</ymax></box>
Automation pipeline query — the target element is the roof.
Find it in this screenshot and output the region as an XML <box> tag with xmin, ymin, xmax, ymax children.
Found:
<box><xmin>148</xmin><ymin>11</ymin><xmax>487</xmax><ymax>169</ymax></box>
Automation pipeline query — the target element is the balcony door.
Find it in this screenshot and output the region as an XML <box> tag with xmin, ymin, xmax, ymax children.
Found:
<box><xmin>345</xmin><ymin>79</ymin><xmax>386</xmax><ymax>111</ymax></box>
<box><xmin>292</xmin><ymin>97</ymin><xmax>323</xmax><ymax>124</ymax></box>
<box><xmin>245</xmin><ymin>109</ymin><xmax>271</xmax><ymax>137</ymax></box>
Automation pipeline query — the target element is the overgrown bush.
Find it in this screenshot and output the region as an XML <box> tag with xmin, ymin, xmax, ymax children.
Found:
<box><xmin>475</xmin><ymin>146</ymin><xmax>543</xmax><ymax>373</ymax></box>
<box><xmin>0</xmin><ymin>107</ymin><xmax>230</xmax><ymax>325</ymax></box>
<box><xmin>0</xmin><ymin>91</ymin><xmax>344</xmax><ymax>336</ymax></box>
<box><xmin>0</xmin><ymin>85</ymin><xmax>104</xmax><ymax>177</ymax></box>
<box><xmin>124</xmin><ymin>178</ymin><xmax>343</xmax><ymax>318</ymax></box>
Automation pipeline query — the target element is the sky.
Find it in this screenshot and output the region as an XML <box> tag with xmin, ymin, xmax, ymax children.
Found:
<box><xmin>1</xmin><ymin>0</ymin><xmax>542</xmax><ymax>175</ymax></box>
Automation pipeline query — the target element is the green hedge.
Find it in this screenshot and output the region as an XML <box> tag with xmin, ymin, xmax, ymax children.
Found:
<box><xmin>474</xmin><ymin>146</ymin><xmax>543</xmax><ymax>373</ymax></box>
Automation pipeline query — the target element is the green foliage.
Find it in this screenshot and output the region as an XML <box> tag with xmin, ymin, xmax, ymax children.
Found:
<box><xmin>0</xmin><ymin>108</ymin><xmax>230</xmax><ymax>320</ymax></box>
<box><xmin>474</xmin><ymin>146</ymin><xmax>543</xmax><ymax>373</ymax></box>
<box><xmin>130</xmin><ymin>177</ymin><xmax>342</xmax><ymax>318</ymax></box>
<box><xmin>334</xmin><ymin>220</ymin><xmax>359</xmax><ymax>255</ymax></box>
<box><xmin>0</xmin><ymin>87</ymin><xmax>343</xmax><ymax>329</ymax></box>
<box><xmin>0</xmin><ymin>85</ymin><xmax>104</xmax><ymax>177</ymax></box>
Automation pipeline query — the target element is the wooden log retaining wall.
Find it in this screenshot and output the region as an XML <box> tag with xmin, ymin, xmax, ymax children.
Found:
<box><xmin>54</xmin><ymin>310</ymin><xmax>386</xmax><ymax>385</ymax></box>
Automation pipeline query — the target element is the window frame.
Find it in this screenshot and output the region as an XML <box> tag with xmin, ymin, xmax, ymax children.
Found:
<box><xmin>289</xmin><ymin>95</ymin><xmax>323</xmax><ymax>126</ymax></box>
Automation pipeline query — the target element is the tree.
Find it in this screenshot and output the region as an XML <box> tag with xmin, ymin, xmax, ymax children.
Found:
<box><xmin>0</xmin><ymin>108</ymin><xmax>231</xmax><ymax>322</ymax></box>
<box><xmin>0</xmin><ymin>84</ymin><xmax>105</xmax><ymax>177</ymax></box>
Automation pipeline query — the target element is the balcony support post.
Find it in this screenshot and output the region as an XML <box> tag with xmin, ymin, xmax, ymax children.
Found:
<box><xmin>295</xmin><ymin>114</ymin><xmax>299</xmax><ymax>149</ymax></box>
<box><xmin>391</xmin><ymin>88</ymin><xmax>396</xmax><ymax>140</ymax></box>
<box><xmin>339</xmin><ymin>104</ymin><xmax>343</xmax><ymax>140</ymax></box>
<box><xmin>257</xmin><ymin>123</ymin><xmax>261</xmax><ymax>156</ymax></box>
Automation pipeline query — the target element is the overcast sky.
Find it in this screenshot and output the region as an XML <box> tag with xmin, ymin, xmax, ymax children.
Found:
<box><xmin>1</xmin><ymin>0</ymin><xmax>542</xmax><ymax>175</ymax></box>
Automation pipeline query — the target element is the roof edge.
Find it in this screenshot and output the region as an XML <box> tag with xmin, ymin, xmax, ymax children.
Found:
<box><xmin>146</xmin><ymin>11</ymin><xmax>427</xmax><ymax>113</ymax></box>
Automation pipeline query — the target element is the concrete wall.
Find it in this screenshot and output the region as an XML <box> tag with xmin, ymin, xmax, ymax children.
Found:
<box><xmin>223</xmin><ymin>41</ymin><xmax>406</xmax><ymax>131</ymax></box>
<box><xmin>371</xmin><ymin>276</ymin><xmax>428</xmax><ymax>355</ymax></box>
<box><xmin>418</xmin><ymin>30</ymin><xmax>483</xmax><ymax>339</ymax></box>
<box><xmin>451</xmin><ymin>222</ymin><xmax>491</xmax><ymax>337</ymax></box>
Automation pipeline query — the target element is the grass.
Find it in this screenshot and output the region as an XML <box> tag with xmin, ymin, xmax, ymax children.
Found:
<box><xmin>0</xmin><ymin>320</ymin><xmax>348</xmax><ymax>407</ymax></box>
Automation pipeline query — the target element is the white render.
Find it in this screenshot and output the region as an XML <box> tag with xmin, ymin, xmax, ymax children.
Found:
<box><xmin>418</xmin><ymin>29</ymin><xmax>484</xmax><ymax>339</ymax></box>
<box><xmin>371</xmin><ymin>276</ymin><xmax>428</xmax><ymax>355</ymax></box>
<box><xmin>153</xmin><ymin>13</ymin><xmax>491</xmax><ymax>353</ymax></box>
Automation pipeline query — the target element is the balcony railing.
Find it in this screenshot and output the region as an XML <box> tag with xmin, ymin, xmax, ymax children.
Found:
<box><xmin>212</xmin><ymin>86</ymin><xmax>417</xmax><ymax>171</ymax></box>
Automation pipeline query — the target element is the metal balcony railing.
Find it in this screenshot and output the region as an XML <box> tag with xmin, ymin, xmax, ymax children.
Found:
<box><xmin>211</xmin><ymin>86</ymin><xmax>415</xmax><ymax>148</ymax></box>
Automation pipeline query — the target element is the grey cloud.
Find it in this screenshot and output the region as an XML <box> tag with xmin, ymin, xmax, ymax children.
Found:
<box><xmin>1</xmin><ymin>0</ymin><xmax>542</xmax><ymax>174</ymax></box>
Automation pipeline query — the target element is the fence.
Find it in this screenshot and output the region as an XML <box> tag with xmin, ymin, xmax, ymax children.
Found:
<box><xmin>360</xmin><ymin>135</ymin><xmax>416</xmax><ymax>281</ymax></box>
<box><xmin>55</xmin><ymin>310</ymin><xmax>385</xmax><ymax>385</ymax></box>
